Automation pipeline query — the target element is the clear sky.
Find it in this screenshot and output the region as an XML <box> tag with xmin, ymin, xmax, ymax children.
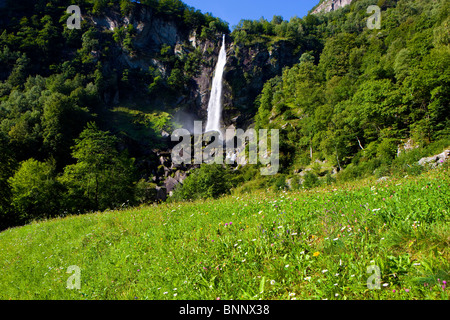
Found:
<box><xmin>182</xmin><ymin>0</ymin><xmax>321</xmax><ymax>29</ymax></box>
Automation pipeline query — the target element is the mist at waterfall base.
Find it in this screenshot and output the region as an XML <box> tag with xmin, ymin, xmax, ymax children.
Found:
<box><xmin>172</xmin><ymin>110</ymin><xmax>199</xmax><ymax>134</ymax></box>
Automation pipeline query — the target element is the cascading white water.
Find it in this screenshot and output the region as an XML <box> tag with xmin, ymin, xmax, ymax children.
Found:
<box><xmin>205</xmin><ymin>35</ymin><xmax>227</xmax><ymax>140</ymax></box>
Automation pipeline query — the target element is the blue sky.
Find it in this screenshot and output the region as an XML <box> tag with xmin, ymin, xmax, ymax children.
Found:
<box><xmin>183</xmin><ymin>0</ymin><xmax>321</xmax><ymax>28</ymax></box>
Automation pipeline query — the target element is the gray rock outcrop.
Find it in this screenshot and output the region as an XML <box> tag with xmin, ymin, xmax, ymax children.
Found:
<box><xmin>312</xmin><ymin>0</ymin><xmax>354</xmax><ymax>14</ymax></box>
<box><xmin>418</xmin><ymin>149</ymin><xmax>450</xmax><ymax>168</ymax></box>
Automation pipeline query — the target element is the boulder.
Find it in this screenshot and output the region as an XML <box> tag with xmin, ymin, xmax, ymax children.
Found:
<box><xmin>164</xmin><ymin>177</ymin><xmax>179</xmax><ymax>194</ymax></box>
<box><xmin>418</xmin><ymin>149</ymin><xmax>450</xmax><ymax>168</ymax></box>
<box><xmin>164</xmin><ymin>166</ymin><xmax>171</xmax><ymax>177</ymax></box>
<box><xmin>397</xmin><ymin>139</ymin><xmax>419</xmax><ymax>157</ymax></box>
<box><xmin>174</xmin><ymin>170</ymin><xmax>187</xmax><ymax>184</ymax></box>
<box><xmin>155</xmin><ymin>186</ymin><xmax>167</xmax><ymax>202</ymax></box>
<box><xmin>159</xmin><ymin>156</ymin><xmax>170</xmax><ymax>167</ymax></box>
<box><xmin>298</xmin><ymin>168</ymin><xmax>312</xmax><ymax>177</ymax></box>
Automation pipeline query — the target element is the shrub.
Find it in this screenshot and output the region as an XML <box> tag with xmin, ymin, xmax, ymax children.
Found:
<box><xmin>8</xmin><ymin>159</ymin><xmax>61</xmax><ymax>222</ymax></box>
<box><xmin>272</xmin><ymin>174</ymin><xmax>287</xmax><ymax>192</ymax></box>
<box><xmin>338</xmin><ymin>163</ymin><xmax>361</xmax><ymax>182</ymax></box>
<box><xmin>325</xmin><ymin>172</ymin><xmax>336</xmax><ymax>185</ymax></box>
<box><xmin>171</xmin><ymin>164</ymin><xmax>233</xmax><ymax>201</ymax></box>
<box><xmin>404</xmin><ymin>163</ymin><xmax>425</xmax><ymax>176</ymax></box>
<box><xmin>241</xmin><ymin>165</ymin><xmax>259</xmax><ymax>182</ymax></box>
<box><xmin>59</xmin><ymin>123</ymin><xmax>136</xmax><ymax>213</ymax></box>
<box><xmin>374</xmin><ymin>164</ymin><xmax>391</xmax><ymax>179</ymax></box>
<box><xmin>135</xmin><ymin>179</ymin><xmax>158</xmax><ymax>204</ymax></box>
<box><xmin>289</xmin><ymin>175</ymin><xmax>301</xmax><ymax>190</ymax></box>
<box><xmin>303</xmin><ymin>172</ymin><xmax>320</xmax><ymax>189</ymax></box>
<box><xmin>377</xmin><ymin>138</ymin><xmax>398</xmax><ymax>164</ymax></box>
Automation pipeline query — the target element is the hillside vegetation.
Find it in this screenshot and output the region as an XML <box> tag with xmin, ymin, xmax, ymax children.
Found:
<box><xmin>0</xmin><ymin>0</ymin><xmax>449</xmax><ymax>230</ymax></box>
<box><xmin>244</xmin><ymin>0</ymin><xmax>449</xmax><ymax>178</ymax></box>
<box><xmin>0</xmin><ymin>0</ymin><xmax>229</xmax><ymax>229</ymax></box>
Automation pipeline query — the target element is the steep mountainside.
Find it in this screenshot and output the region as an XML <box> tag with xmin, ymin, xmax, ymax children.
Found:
<box><xmin>312</xmin><ymin>0</ymin><xmax>355</xmax><ymax>14</ymax></box>
<box><xmin>81</xmin><ymin>4</ymin><xmax>301</xmax><ymax>132</ymax></box>
<box><xmin>0</xmin><ymin>0</ymin><xmax>311</xmax><ymax>228</ymax></box>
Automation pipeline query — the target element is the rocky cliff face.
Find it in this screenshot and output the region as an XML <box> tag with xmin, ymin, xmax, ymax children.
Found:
<box><xmin>83</xmin><ymin>3</ymin><xmax>306</xmax><ymax>200</ymax></box>
<box><xmin>87</xmin><ymin>5</ymin><xmax>227</xmax><ymax>129</ymax></box>
<box><xmin>312</xmin><ymin>0</ymin><xmax>354</xmax><ymax>14</ymax></box>
<box><xmin>87</xmin><ymin>6</ymin><xmax>183</xmax><ymax>81</ymax></box>
<box><xmin>88</xmin><ymin>4</ymin><xmax>302</xmax><ymax>132</ymax></box>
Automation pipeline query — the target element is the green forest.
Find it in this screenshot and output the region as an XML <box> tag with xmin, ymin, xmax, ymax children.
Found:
<box><xmin>0</xmin><ymin>0</ymin><xmax>449</xmax><ymax>231</ymax></box>
<box><xmin>0</xmin><ymin>0</ymin><xmax>231</xmax><ymax>229</ymax></box>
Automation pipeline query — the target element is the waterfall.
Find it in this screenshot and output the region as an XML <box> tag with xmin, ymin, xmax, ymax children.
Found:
<box><xmin>205</xmin><ymin>35</ymin><xmax>227</xmax><ymax>140</ymax></box>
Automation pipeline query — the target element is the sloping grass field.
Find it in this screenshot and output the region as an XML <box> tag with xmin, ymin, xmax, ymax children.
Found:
<box><xmin>0</xmin><ymin>165</ymin><xmax>449</xmax><ymax>300</ymax></box>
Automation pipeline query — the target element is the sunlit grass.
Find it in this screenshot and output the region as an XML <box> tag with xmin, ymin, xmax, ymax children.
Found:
<box><xmin>0</xmin><ymin>165</ymin><xmax>448</xmax><ymax>300</ymax></box>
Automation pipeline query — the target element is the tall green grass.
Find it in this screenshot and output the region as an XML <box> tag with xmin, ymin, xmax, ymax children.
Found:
<box><xmin>0</xmin><ymin>164</ymin><xmax>448</xmax><ymax>300</ymax></box>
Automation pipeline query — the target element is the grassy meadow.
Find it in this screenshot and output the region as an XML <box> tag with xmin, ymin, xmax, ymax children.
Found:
<box><xmin>0</xmin><ymin>164</ymin><xmax>449</xmax><ymax>300</ymax></box>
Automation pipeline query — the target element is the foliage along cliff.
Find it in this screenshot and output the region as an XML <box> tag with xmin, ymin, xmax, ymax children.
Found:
<box><xmin>0</xmin><ymin>0</ymin><xmax>229</xmax><ymax>227</ymax></box>
<box><xmin>253</xmin><ymin>0</ymin><xmax>449</xmax><ymax>178</ymax></box>
<box><xmin>0</xmin><ymin>0</ymin><xmax>308</xmax><ymax>228</ymax></box>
